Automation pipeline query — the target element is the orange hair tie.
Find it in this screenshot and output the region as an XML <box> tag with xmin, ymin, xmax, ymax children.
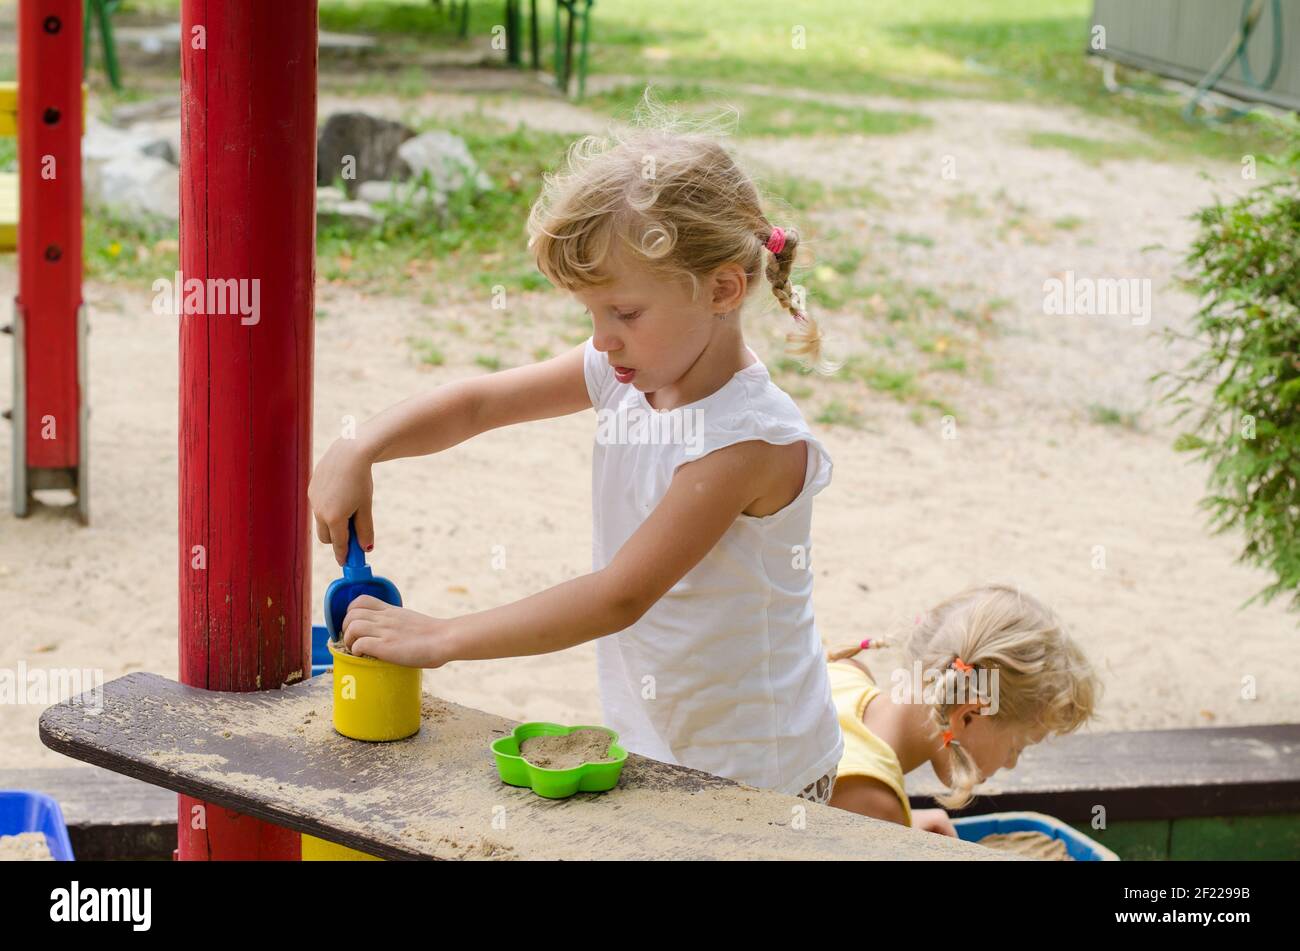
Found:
<box><xmin>942</xmin><ymin>730</ymin><xmax>955</xmax><ymax>747</ymax></box>
<box><xmin>952</xmin><ymin>657</ymin><xmax>974</xmax><ymax>673</ymax></box>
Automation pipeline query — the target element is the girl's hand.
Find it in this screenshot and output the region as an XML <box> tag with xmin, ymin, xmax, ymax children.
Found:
<box><xmin>340</xmin><ymin>595</ymin><xmax>452</xmax><ymax>668</ymax></box>
<box><xmin>309</xmin><ymin>437</ymin><xmax>377</xmax><ymax>565</ymax></box>
<box><xmin>912</xmin><ymin>808</ymin><xmax>957</xmax><ymax>837</ymax></box>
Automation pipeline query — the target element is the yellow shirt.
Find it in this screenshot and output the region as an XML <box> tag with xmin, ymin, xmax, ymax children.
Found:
<box><xmin>827</xmin><ymin>660</ymin><xmax>913</xmax><ymax>826</ymax></box>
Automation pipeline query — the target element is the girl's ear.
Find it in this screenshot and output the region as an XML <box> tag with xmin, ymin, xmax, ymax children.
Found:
<box><xmin>709</xmin><ymin>262</ymin><xmax>747</xmax><ymax>313</ymax></box>
<box><xmin>951</xmin><ymin>702</ymin><xmax>982</xmax><ymax>729</ymax></box>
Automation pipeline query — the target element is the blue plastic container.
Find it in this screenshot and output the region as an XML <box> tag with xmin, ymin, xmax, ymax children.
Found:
<box><xmin>952</xmin><ymin>811</ymin><xmax>1118</xmax><ymax>861</ymax></box>
<box><xmin>311</xmin><ymin>624</ymin><xmax>332</xmax><ymax>677</ymax></box>
<box><xmin>0</xmin><ymin>791</ymin><xmax>75</xmax><ymax>861</ymax></box>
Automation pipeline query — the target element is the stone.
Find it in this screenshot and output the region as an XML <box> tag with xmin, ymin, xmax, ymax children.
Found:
<box><xmin>83</xmin><ymin>119</ymin><xmax>169</xmax><ymax>165</ymax></box>
<box><xmin>86</xmin><ymin>154</ymin><xmax>179</xmax><ymax>221</ymax></box>
<box><xmin>141</xmin><ymin>139</ymin><xmax>176</xmax><ymax>166</ymax></box>
<box><xmin>316</xmin><ymin>186</ymin><xmax>381</xmax><ymax>229</ymax></box>
<box><xmin>317</xmin><ymin>112</ymin><xmax>417</xmax><ymax>196</ymax></box>
<box><xmin>321</xmin><ymin>200</ymin><xmax>382</xmax><ymax>230</ymax></box>
<box><xmin>355</xmin><ymin>180</ymin><xmax>450</xmax><ymax>224</ymax></box>
<box><xmin>394</xmin><ymin>130</ymin><xmax>493</xmax><ymax>194</ymax></box>
<box><xmin>318</xmin><ymin>32</ymin><xmax>377</xmax><ymax>52</ymax></box>
<box><xmin>82</xmin><ymin>120</ymin><xmax>179</xmax><ymax>220</ymax></box>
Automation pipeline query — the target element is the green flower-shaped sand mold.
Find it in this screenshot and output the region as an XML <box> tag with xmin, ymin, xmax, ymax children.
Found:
<box><xmin>491</xmin><ymin>722</ymin><xmax>628</xmax><ymax>799</ymax></box>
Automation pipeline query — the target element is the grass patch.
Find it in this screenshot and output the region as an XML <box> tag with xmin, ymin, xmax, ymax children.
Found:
<box><xmin>592</xmin><ymin>0</ymin><xmax>1287</xmax><ymax>159</ymax></box>
<box><xmin>318</xmin><ymin>0</ymin><xmax>466</xmax><ymax>38</ymax></box>
<box><xmin>842</xmin><ymin>356</ymin><xmax>918</xmax><ymax>400</ymax></box>
<box><xmin>815</xmin><ymin>400</ymin><xmax>866</xmax><ymax>429</ymax></box>
<box><xmin>1026</xmin><ymin>131</ymin><xmax>1162</xmax><ymax>165</ymax></box>
<box><xmin>409</xmin><ymin>337</ymin><xmax>446</xmax><ymax>366</ymax></box>
<box><xmin>584</xmin><ymin>82</ymin><xmax>931</xmax><ymax>138</ymax></box>
<box><xmin>930</xmin><ymin>354</ymin><xmax>967</xmax><ymax>373</ymax></box>
<box><xmin>761</xmin><ymin>174</ymin><xmax>886</xmax><ymax>216</ymax></box>
<box><xmin>121</xmin><ymin>0</ymin><xmax>473</xmax><ymax>41</ymax></box>
<box><xmin>889</xmin><ymin>11</ymin><xmax>1291</xmax><ymax>162</ymax></box>
<box><xmin>895</xmin><ymin>231</ymin><xmax>935</xmax><ymax>248</ymax></box>
<box><xmin>84</xmin><ymin>213</ymin><xmax>180</xmax><ymax>284</ymax></box>
<box><xmin>1087</xmin><ymin>403</ymin><xmax>1141</xmax><ymax>430</ymax></box>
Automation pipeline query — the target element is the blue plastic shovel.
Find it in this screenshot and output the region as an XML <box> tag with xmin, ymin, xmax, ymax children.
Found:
<box><xmin>323</xmin><ymin>517</ymin><xmax>403</xmax><ymax>641</ymax></box>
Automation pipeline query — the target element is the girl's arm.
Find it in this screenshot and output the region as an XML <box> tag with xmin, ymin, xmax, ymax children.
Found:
<box><xmin>364</xmin><ymin>342</ymin><xmax>593</xmax><ymax>462</ymax></box>
<box><xmin>828</xmin><ymin>776</ymin><xmax>910</xmax><ymax>825</ymax></box>
<box><xmin>310</xmin><ymin>342</ymin><xmax>591</xmax><ymax>563</ymax></box>
<box><xmin>339</xmin><ymin>438</ymin><xmax>790</xmax><ymax>666</ymax></box>
<box><xmin>829</xmin><ymin>778</ymin><xmax>957</xmax><ymax>835</ymax></box>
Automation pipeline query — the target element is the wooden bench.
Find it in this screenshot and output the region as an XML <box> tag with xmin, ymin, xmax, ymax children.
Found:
<box><xmin>907</xmin><ymin>723</ymin><xmax>1300</xmax><ymax>860</ymax></box>
<box><xmin>38</xmin><ymin>672</ymin><xmax>1006</xmax><ymax>861</ymax></box>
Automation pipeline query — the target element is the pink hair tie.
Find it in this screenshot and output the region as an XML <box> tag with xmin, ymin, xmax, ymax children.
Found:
<box><xmin>765</xmin><ymin>226</ymin><xmax>786</xmax><ymax>255</ymax></box>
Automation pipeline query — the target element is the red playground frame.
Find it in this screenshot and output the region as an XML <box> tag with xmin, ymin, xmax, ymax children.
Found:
<box><xmin>9</xmin><ymin>0</ymin><xmax>88</xmax><ymax>523</ymax></box>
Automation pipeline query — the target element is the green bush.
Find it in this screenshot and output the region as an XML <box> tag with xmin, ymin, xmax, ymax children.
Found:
<box><xmin>1157</xmin><ymin>137</ymin><xmax>1300</xmax><ymax>614</ymax></box>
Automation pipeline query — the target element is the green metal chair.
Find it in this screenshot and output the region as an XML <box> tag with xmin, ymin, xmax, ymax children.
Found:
<box><xmin>431</xmin><ymin>0</ymin><xmax>472</xmax><ymax>38</ymax></box>
<box><xmin>438</xmin><ymin>1</ymin><xmax>594</xmax><ymax>100</ymax></box>
<box><xmin>83</xmin><ymin>0</ymin><xmax>123</xmax><ymax>91</ymax></box>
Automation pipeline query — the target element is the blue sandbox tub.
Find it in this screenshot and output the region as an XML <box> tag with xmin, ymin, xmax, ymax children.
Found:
<box><xmin>0</xmin><ymin>790</ymin><xmax>75</xmax><ymax>860</ymax></box>
<box><xmin>953</xmin><ymin>811</ymin><xmax>1118</xmax><ymax>861</ymax></box>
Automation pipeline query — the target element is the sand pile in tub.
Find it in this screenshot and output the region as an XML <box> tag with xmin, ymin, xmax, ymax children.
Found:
<box><xmin>0</xmin><ymin>832</ymin><xmax>54</xmax><ymax>861</ymax></box>
<box><xmin>518</xmin><ymin>729</ymin><xmax>615</xmax><ymax>770</ymax></box>
<box><xmin>977</xmin><ymin>830</ymin><xmax>1074</xmax><ymax>861</ymax></box>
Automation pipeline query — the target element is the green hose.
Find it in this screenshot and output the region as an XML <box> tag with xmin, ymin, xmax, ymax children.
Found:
<box><xmin>1183</xmin><ymin>0</ymin><xmax>1284</xmax><ymax>121</ymax></box>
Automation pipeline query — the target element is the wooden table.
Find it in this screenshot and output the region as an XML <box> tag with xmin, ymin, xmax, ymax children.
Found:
<box><xmin>38</xmin><ymin>672</ymin><xmax>1008</xmax><ymax>860</ymax></box>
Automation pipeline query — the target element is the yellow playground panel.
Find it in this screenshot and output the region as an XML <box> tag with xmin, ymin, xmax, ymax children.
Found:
<box><xmin>0</xmin><ymin>82</ymin><xmax>16</xmax><ymax>252</ymax></box>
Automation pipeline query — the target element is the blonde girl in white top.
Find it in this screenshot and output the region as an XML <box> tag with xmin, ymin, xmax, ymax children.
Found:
<box><xmin>309</xmin><ymin>100</ymin><xmax>844</xmax><ymax>800</ymax></box>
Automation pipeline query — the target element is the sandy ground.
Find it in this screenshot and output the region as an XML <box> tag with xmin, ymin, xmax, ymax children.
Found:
<box><xmin>2</xmin><ymin>78</ymin><xmax>1297</xmax><ymax>771</ymax></box>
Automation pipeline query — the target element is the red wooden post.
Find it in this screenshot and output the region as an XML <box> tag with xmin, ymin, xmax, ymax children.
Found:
<box><xmin>177</xmin><ymin>0</ymin><xmax>317</xmax><ymax>861</ymax></box>
<box><xmin>12</xmin><ymin>0</ymin><xmax>86</xmax><ymax>522</ymax></box>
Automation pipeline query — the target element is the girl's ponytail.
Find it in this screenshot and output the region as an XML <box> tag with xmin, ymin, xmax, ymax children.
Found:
<box><xmin>760</xmin><ymin>222</ymin><xmax>838</xmax><ymax>376</ymax></box>
<box><xmin>931</xmin><ymin>720</ymin><xmax>983</xmax><ymax>810</ymax></box>
<box><xmin>825</xmin><ymin>637</ymin><xmax>889</xmax><ymax>663</ymax></box>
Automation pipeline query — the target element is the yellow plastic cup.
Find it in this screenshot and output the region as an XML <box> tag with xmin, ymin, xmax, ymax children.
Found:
<box><xmin>328</xmin><ymin>639</ymin><xmax>421</xmax><ymax>742</ymax></box>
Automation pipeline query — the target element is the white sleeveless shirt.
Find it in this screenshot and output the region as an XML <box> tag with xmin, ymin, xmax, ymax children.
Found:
<box><xmin>583</xmin><ymin>336</ymin><xmax>844</xmax><ymax>794</ymax></box>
